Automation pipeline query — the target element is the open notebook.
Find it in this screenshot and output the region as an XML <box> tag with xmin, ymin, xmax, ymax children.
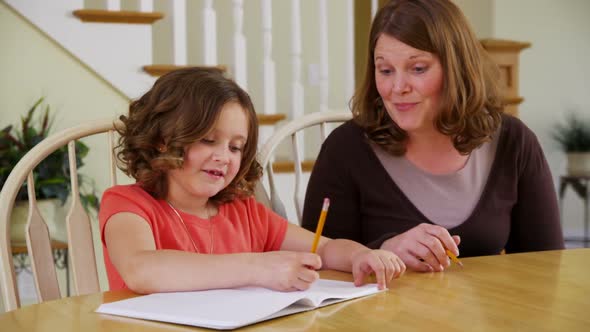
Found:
<box><xmin>96</xmin><ymin>279</ymin><xmax>383</xmax><ymax>330</ymax></box>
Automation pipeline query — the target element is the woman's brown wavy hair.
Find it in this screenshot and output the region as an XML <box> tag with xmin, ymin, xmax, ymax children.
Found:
<box><xmin>353</xmin><ymin>0</ymin><xmax>503</xmax><ymax>155</ymax></box>
<box><xmin>116</xmin><ymin>67</ymin><xmax>262</xmax><ymax>205</ymax></box>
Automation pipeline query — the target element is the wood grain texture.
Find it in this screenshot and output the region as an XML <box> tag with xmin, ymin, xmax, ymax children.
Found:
<box><xmin>73</xmin><ymin>10</ymin><xmax>164</xmax><ymax>24</ymax></box>
<box><xmin>272</xmin><ymin>160</ymin><xmax>315</xmax><ymax>173</ymax></box>
<box><xmin>1</xmin><ymin>249</ymin><xmax>588</xmax><ymax>331</ymax></box>
<box><xmin>480</xmin><ymin>38</ymin><xmax>532</xmax><ymax>52</ymax></box>
<box><xmin>142</xmin><ymin>65</ymin><xmax>227</xmax><ymax>77</ymax></box>
<box><xmin>10</xmin><ymin>240</ymin><xmax>67</xmax><ymax>255</ymax></box>
<box><xmin>257</xmin><ymin>113</ymin><xmax>286</xmax><ymax>126</ymax></box>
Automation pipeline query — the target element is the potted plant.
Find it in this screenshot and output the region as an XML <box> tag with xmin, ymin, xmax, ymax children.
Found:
<box><xmin>0</xmin><ymin>98</ymin><xmax>99</xmax><ymax>243</ymax></box>
<box><xmin>552</xmin><ymin>113</ymin><xmax>590</xmax><ymax>176</ymax></box>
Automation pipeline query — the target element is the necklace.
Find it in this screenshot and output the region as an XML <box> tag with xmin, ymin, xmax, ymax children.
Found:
<box><xmin>166</xmin><ymin>201</ymin><xmax>214</xmax><ymax>254</ymax></box>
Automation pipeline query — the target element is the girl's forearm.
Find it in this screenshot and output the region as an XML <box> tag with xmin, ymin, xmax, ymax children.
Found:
<box><xmin>317</xmin><ymin>239</ymin><xmax>368</xmax><ymax>272</ymax></box>
<box><xmin>121</xmin><ymin>250</ymin><xmax>260</xmax><ymax>293</ymax></box>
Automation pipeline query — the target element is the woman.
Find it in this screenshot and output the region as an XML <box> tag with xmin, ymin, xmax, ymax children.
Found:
<box><xmin>302</xmin><ymin>0</ymin><xmax>564</xmax><ymax>272</ymax></box>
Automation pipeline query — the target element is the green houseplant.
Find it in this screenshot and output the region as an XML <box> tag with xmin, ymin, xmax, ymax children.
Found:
<box><xmin>552</xmin><ymin>113</ymin><xmax>590</xmax><ymax>176</ymax></box>
<box><xmin>0</xmin><ymin>97</ymin><xmax>99</xmax><ymax>210</ymax></box>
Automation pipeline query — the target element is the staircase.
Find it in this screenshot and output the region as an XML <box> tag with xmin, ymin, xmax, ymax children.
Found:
<box><xmin>5</xmin><ymin>0</ymin><xmax>359</xmax><ymax>223</ymax></box>
<box><xmin>6</xmin><ymin>0</ymin><xmax>356</xmax><ymax>144</ymax></box>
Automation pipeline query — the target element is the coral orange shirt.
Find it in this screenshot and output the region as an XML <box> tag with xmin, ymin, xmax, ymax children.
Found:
<box><xmin>99</xmin><ymin>184</ymin><xmax>288</xmax><ymax>290</ymax></box>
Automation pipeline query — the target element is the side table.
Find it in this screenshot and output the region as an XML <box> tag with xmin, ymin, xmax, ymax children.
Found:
<box><xmin>559</xmin><ymin>175</ymin><xmax>590</xmax><ymax>247</ymax></box>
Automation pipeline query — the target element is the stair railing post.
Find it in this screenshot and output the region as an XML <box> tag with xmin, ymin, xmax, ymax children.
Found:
<box><xmin>259</xmin><ymin>0</ymin><xmax>276</xmax><ymax>147</ymax></box>
<box><xmin>202</xmin><ymin>0</ymin><xmax>218</xmax><ymax>66</ymax></box>
<box><xmin>170</xmin><ymin>0</ymin><xmax>187</xmax><ymax>66</ymax></box>
<box><xmin>232</xmin><ymin>0</ymin><xmax>247</xmax><ymax>89</ymax></box>
<box><xmin>345</xmin><ymin>0</ymin><xmax>355</xmax><ymax>102</ymax></box>
<box><xmin>290</xmin><ymin>0</ymin><xmax>305</xmax><ymax>162</ymax></box>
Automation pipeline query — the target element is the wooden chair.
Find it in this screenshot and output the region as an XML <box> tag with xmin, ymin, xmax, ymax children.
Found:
<box><xmin>257</xmin><ymin>111</ymin><xmax>352</xmax><ymax>224</ymax></box>
<box><xmin>0</xmin><ymin>119</ymin><xmax>122</xmax><ymax>311</ymax></box>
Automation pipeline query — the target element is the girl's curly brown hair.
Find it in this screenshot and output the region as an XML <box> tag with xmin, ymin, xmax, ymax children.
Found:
<box><xmin>116</xmin><ymin>67</ymin><xmax>262</xmax><ymax>205</ymax></box>
<box><xmin>353</xmin><ymin>0</ymin><xmax>503</xmax><ymax>156</ymax></box>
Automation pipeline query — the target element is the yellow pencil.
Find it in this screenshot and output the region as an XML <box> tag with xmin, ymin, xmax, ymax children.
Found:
<box><xmin>310</xmin><ymin>198</ymin><xmax>330</xmax><ymax>253</ymax></box>
<box><xmin>446</xmin><ymin>249</ymin><xmax>464</xmax><ymax>267</ymax></box>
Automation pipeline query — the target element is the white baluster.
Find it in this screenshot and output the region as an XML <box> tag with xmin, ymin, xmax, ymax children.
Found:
<box><xmin>291</xmin><ymin>0</ymin><xmax>303</xmax><ymax>120</ymax></box>
<box><xmin>371</xmin><ymin>0</ymin><xmax>378</xmax><ymax>18</ymax></box>
<box><xmin>319</xmin><ymin>0</ymin><xmax>329</xmax><ymax>113</ymax></box>
<box><xmin>291</xmin><ymin>0</ymin><xmax>303</xmax><ymax>119</ymax></box>
<box><xmin>345</xmin><ymin>0</ymin><xmax>355</xmax><ymax>102</ymax></box>
<box><xmin>202</xmin><ymin>0</ymin><xmax>217</xmax><ymax>66</ymax></box>
<box><xmin>259</xmin><ymin>0</ymin><xmax>276</xmax><ymax>148</ymax></box>
<box><xmin>291</xmin><ymin>0</ymin><xmax>305</xmax><ymax>159</ymax></box>
<box><xmin>139</xmin><ymin>0</ymin><xmax>153</xmax><ymax>12</ymax></box>
<box><xmin>170</xmin><ymin>0</ymin><xmax>187</xmax><ymax>65</ymax></box>
<box><xmin>106</xmin><ymin>0</ymin><xmax>120</xmax><ymax>11</ymax></box>
<box><xmin>261</xmin><ymin>0</ymin><xmax>275</xmax><ymax>115</ymax></box>
<box><xmin>232</xmin><ymin>0</ymin><xmax>247</xmax><ymax>89</ymax></box>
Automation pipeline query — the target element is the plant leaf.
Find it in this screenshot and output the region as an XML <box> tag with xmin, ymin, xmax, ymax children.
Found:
<box><xmin>1</xmin><ymin>97</ymin><xmax>100</xmax><ymax>212</ymax></box>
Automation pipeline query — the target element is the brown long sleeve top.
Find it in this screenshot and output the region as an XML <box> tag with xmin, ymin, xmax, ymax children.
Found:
<box><xmin>302</xmin><ymin>115</ymin><xmax>564</xmax><ymax>257</ymax></box>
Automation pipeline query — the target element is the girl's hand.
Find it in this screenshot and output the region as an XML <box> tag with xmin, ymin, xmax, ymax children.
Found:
<box><xmin>350</xmin><ymin>249</ymin><xmax>405</xmax><ymax>290</ymax></box>
<box><xmin>253</xmin><ymin>251</ymin><xmax>322</xmax><ymax>291</ymax></box>
<box><xmin>381</xmin><ymin>223</ymin><xmax>460</xmax><ymax>272</ymax></box>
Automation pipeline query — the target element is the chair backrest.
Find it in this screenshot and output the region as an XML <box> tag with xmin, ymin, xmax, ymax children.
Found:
<box><xmin>257</xmin><ymin>111</ymin><xmax>352</xmax><ymax>224</ymax></box>
<box><xmin>0</xmin><ymin>119</ymin><xmax>122</xmax><ymax>311</ymax></box>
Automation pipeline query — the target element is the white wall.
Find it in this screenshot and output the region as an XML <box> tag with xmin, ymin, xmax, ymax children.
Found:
<box><xmin>0</xmin><ymin>2</ymin><xmax>131</xmax><ymax>311</ymax></box>
<box><xmin>455</xmin><ymin>0</ymin><xmax>589</xmax><ymax>240</ymax></box>
<box><xmin>453</xmin><ymin>0</ymin><xmax>494</xmax><ymax>38</ymax></box>
<box><xmin>456</xmin><ymin>0</ymin><xmax>590</xmax><ymax>240</ymax></box>
<box><xmin>492</xmin><ymin>0</ymin><xmax>590</xmax><ymax>239</ymax></box>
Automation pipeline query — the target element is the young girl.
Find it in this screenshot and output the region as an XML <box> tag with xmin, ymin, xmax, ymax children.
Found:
<box><xmin>99</xmin><ymin>68</ymin><xmax>405</xmax><ymax>294</ymax></box>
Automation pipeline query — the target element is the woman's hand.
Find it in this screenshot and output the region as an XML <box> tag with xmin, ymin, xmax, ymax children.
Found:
<box><xmin>381</xmin><ymin>223</ymin><xmax>460</xmax><ymax>272</ymax></box>
<box><xmin>350</xmin><ymin>249</ymin><xmax>406</xmax><ymax>289</ymax></box>
<box><xmin>253</xmin><ymin>251</ymin><xmax>322</xmax><ymax>291</ymax></box>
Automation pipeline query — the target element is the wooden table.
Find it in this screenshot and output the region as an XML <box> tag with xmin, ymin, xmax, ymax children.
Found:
<box><xmin>1</xmin><ymin>249</ymin><xmax>589</xmax><ymax>331</ymax></box>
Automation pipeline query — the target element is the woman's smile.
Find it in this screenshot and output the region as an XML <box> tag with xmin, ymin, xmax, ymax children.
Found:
<box><xmin>393</xmin><ymin>102</ymin><xmax>419</xmax><ymax>112</ymax></box>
